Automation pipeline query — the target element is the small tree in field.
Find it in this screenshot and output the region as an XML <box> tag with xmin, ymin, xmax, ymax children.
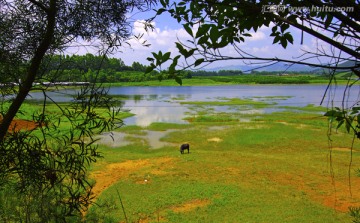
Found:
<box><xmin>0</xmin><ymin>0</ymin><xmax>155</xmax><ymax>221</ymax></box>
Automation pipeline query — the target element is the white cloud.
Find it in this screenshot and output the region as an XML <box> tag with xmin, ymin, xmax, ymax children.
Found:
<box><xmin>65</xmin><ymin>18</ymin><xmax>338</xmax><ymax>68</ymax></box>
<box><xmin>247</xmin><ymin>31</ymin><xmax>266</xmax><ymax>41</ymax></box>
<box><xmin>117</xmin><ymin>19</ymin><xmax>194</xmax><ymax>65</ymax></box>
<box><xmin>252</xmin><ymin>46</ymin><xmax>270</xmax><ymax>53</ymax></box>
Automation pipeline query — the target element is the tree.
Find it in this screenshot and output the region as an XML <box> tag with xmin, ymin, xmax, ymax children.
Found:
<box><xmin>0</xmin><ymin>0</ymin><xmax>155</xmax><ymax>221</ymax></box>
<box><xmin>147</xmin><ymin>0</ymin><xmax>360</xmax><ymax>135</ymax></box>
<box><xmin>132</xmin><ymin>61</ymin><xmax>147</xmax><ymax>71</ymax></box>
<box><xmin>149</xmin><ymin>0</ymin><xmax>359</xmax><ymax>69</ymax></box>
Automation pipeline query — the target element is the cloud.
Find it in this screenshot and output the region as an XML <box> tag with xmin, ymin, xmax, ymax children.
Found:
<box><xmin>65</xmin><ymin>18</ymin><xmax>336</xmax><ymax>68</ymax></box>
<box><xmin>120</xmin><ymin>20</ymin><xmax>272</xmax><ymax>67</ymax></box>
<box><xmin>247</xmin><ymin>31</ymin><xmax>266</xmax><ymax>41</ymax></box>
<box><xmin>117</xmin><ymin>20</ymin><xmax>193</xmax><ymax>65</ymax></box>
<box><xmin>252</xmin><ymin>46</ymin><xmax>270</xmax><ymax>53</ymax></box>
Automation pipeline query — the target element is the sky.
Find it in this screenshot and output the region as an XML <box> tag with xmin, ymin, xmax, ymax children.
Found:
<box><xmin>67</xmin><ymin>4</ymin><xmax>341</xmax><ymax>70</ymax></box>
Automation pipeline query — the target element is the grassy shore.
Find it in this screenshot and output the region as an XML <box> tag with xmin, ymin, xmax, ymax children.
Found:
<box><xmin>101</xmin><ymin>74</ymin><xmax>353</xmax><ymax>87</ymax></box>
<box><xmin>85</xmin><ymin>100</ymin><xmax>360</xmax><ymax>222</ymax></box>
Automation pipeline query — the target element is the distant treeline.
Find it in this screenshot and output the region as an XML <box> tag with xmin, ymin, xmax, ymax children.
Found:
<box><xmin>40</xmin><ymin>54</ymin><xmax>158</xmax><ymax>83</ymax></box>
<box><xmin>39</xmin><ymin>54</ymin><xmax>250</xmax><ymax>83</ymax></box>
<box><xmin>1</xmin><ymin>53</ymin><xmax>329</xmax><ymax>84</ymax></box>
<box><xmin>188</xmin><ymin>70</ymin><xmax>243</xmax><ymax>76</ymax></box>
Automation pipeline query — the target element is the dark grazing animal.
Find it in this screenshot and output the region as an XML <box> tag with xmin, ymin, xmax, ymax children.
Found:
<box><xmin>180</xmin><ymin>143</ymin><xmax>190</xmax><ymax>154</ymax></box>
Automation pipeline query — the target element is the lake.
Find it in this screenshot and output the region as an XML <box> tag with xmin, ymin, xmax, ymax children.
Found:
<box><xmin>28</xmin><ymin>85</ymin><xmax>360</xmax><ymax>126</ymax></box>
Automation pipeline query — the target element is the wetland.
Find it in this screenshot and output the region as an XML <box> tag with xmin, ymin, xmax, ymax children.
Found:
<box><xmin>25</xmin><ymin>84</ymin><xmax>360</xmax><ymax>222</ymax></box>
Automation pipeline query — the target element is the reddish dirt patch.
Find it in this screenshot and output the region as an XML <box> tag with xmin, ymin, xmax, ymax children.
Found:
<box><xmin>0</xmin><ymin>118</ymin><xmax>39</xmax><ymax>132</ymax></box>
<box><xmin>9</xmin><ymin>119</ymin><xmax>39</xmax><ymax>132</ymax></box>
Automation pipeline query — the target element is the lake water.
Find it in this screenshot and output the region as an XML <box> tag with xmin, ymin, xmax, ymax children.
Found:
<box><xmin>28</xmin><ymin>85</ymin><xmax>360</xmax><ymax>126</ymax></box>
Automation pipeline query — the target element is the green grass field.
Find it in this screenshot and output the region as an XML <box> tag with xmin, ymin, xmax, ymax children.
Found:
<box><xmin>85</xmin><ymin>102</ymin><xmax>360</xmax><ymax>222</ymax></box>
<box><xmin>102</xmin><ymin>74</ymin><xmax>353</xmax><ymax>87</ymax></box>
<box><xmin>4</xmin><ymin>83</ymin><xmax>360</xmax><ymax>222</ymax></box>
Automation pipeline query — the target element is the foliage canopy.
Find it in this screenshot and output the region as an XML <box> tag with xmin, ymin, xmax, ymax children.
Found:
<box><xmin>147</xmin><ymin>0</ymin><xmax>359</xmax><ymax>76</ymax></box>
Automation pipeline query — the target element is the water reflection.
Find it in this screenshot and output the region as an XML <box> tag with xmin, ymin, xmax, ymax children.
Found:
<box><xmin>26</xmin><ymin>85</ymin><xmax>360</xmax><ymax>127</ymax></box>
<box><xmin>123</xmin><ymin>101</ymin><xmax>188</xmax><ymax>126</ymax></box>
<box><xmin>97</xmin><ymin>130</ymin><xmax>176</xmax><ymax>149</ymax></box>
<box><xmin>110</xmin><ymin>85</ymin><xmax>360</xmax><ymax>126</ymax></box>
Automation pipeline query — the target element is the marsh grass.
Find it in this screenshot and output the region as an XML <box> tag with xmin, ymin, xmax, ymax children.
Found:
<box><xmin>145</xmin><ymin>122</ymin><xmax>192</xmax><ymax>131</ymax></box>
<box><xmin>85</xmin><ymin>98</ymin><xmax>360</xmax><ymax>222</ymax></box>
<box><xmin>180</xmin><ymin>97</ymin><xmax>270</xmax><ymax>107</ymax></box>
<box><xmin>103</xmin><ymin>75</ymin><xmax>350</xmax><ymax>87</ymax></box>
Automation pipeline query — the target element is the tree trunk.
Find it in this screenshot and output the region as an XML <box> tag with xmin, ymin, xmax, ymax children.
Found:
<box><xmin>0</xmin><ymin>1</ymin><xmax>57</xmax><ymax>142</ymax></box>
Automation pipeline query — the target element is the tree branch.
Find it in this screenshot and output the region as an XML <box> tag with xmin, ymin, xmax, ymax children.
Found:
<box><xmin>273</xmin><ymin>14</ymin><xmax>360</xmax><ymax>59</ymax></box>
<box><xmin>194</xmin><ymin>54</ymin><xmax>359</xmax><ymax>70</ymax></box>
<box><xmin>307</xmin><ymin>0</ymin><xmax>360</xmax><ymax>33</ymax></box>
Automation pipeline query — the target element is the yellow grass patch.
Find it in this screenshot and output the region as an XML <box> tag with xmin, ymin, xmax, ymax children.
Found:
<box><xmin>207</xmin><ymin>137</ymin><xmax>223</xmax><ymax>142</ymax></box>
<box><xmin>90</xmin><ymin>157</ymin><xmax>175</xmax><ymax>198</ymax></box>
<box><xmin>169</xmin><ymin>199</ymin><xmax>211</xmax><ymax>213</ymax></box>
<box><xmin>332</xmin><ymin>147</ymin><xmax>357</xmax><ymax>152</ymax></box>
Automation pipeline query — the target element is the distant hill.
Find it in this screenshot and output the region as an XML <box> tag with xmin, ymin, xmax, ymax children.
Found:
<box><xmin>206</xmin><ymin>62</ymin><xmax>318</xmax><ymax>73</ymax></box>
<box><xmin>312</xmin><ymin>60</ymin><xmax>359</xmax><ymax>74</ymax></box>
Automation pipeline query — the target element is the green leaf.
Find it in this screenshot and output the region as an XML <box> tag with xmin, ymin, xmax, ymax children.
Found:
<box><xmin>146</xmin><ymin>57</ymin><xmax>154</xmax><ymax>62</ymax></box>
<box><xmin>183</xmin><ymin>24</ymin><xmax>193</xmax><ymax>37</ymax></box>
<box><xmin>174</xmin><ymin>76</ymin><xmax>182</xmax><ymax>86</ymax></box>
<box><xmin>272</xmin><ymin>26</ymin><xmax>277</xmax><ymax>33</ymax></box>
<box><xmin>178</xmin><ymin>1</ymin><xmax>186</xmax><ymax>6</ymax></box>
<box><xmin>175</xmin><ymin>42</ymin><xmax>185</xmax><ymax>52</ymax></box>
<box><xmin>284</xmin><ymin>33</ymin><xmax>294</xmax><ymax>44</ymax></box>
<box><xmin>324</xmin><ymin>110</ymin><xmax>336</xmax><ymax>117</ymax></box>
<box><xmin>337</xmin><ymin>119</ymin><xmax>344</xmax><ymax>129</ymax></box>
<box><xmin>145</xmin><ymin>64</ymin><xmax>155</xmax><ymax>74</ymax></box>
<box><xmin>156</xmin><ymin>8</ymin><xmax>166</xmax><ymax>15</ymax></box>
<box><xmin>280</xmin><ymin>24</ymin><xmax>290</xmax><ymax>33</ymax></box>
<box><xmin>168</xmin><ymin>55</ymin><xmax>180</xmax><ymax>74</ymax></box>
<box><xmin>210</xmin><ymin>27</ymin><xmax>220</xmax><ymax>43</ymax></box>
<box><xmin>184</xmin><ymin>49</ymin><xmax>195</xmax><ymax>58</ymax></box>
<box><xmin>194</xmin><ymin>58</ymin><xmax>205</xmax><ymax>67</ymax></box>
<box><xmin>152</xmin><ymin>52</ymin><xmax>162</xmax><ymax>61</ymax></box>
<box><xmin>345</xmin><ymin>118</ymin><xmax>351</xmax><ymax>133</ymax></box>
<box><xmin>273</xmin><ymin>36</ymin><xmax>280</xmax><ymax>44</ymax></box>
<box><xmin>197</xmin><ymin>36</ymin><xmax>209</xmax><ymax>45</ymax></box>
<box><xmin>280</xmin><ymin>38</ymin><xmax>287</xmax><ymax>48</ymax></box>
<box><xmin>160</xmin><ymin>0</ymin><xmax>166</xmax><ymax>7</ymax></box>
<box><xmin>162</xmin><ymin>52</ymin><xmax>171</xmax><ymax>62</ymax></box>
<box><xmin>196</xmin><ymin>24</ymin><xmax>210</xmax><ymax>38</ymax></box>
<box><xmin>216</xmin><ymin>39</ymin><xmax>228</xmax><ymax>48</ymax></box>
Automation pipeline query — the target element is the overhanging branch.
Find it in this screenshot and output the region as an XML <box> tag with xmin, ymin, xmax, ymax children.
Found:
<box><xmin>273</xmin><ymin>14</ymin><xmax>360</xmax><ymax>59</ymax></box>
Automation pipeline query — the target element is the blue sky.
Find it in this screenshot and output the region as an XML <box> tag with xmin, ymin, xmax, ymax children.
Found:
<box><xmin>68</xmin><ymin>5</ymin><xmax>339</xmax><ymax>69</ymax></box>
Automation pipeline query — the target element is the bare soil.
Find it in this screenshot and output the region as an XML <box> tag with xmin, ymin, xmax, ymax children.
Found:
<box><xmin>0</xmin><ymin>118</ymin><xmax>39</xmax><ymax>132</ymax></box>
